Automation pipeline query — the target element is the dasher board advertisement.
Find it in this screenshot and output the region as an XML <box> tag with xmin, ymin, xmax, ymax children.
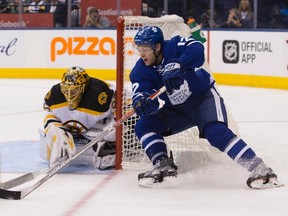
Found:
<box><xmin>0</xmin><ymin>29</ymin><xmax>116</xmax><ymax>69</ymax></box>
<box><xmin>210</xmin><ymin>30</ymin><xmax>288</xmax><ymax>77</ymax></box>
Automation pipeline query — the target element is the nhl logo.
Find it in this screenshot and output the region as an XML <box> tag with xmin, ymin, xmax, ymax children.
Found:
<box><xmin>222</xmin><ymin>40</ymin><xmax>239</xmax><ymax>63</ymax></box>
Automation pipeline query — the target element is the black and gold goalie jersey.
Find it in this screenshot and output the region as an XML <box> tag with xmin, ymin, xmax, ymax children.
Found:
<box><xmin>43</xmin><ymin>78</ymin><xmax>116</xmax><ymax>136</ymax></box>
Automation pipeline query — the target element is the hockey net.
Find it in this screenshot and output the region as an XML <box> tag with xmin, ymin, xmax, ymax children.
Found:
<box><xmin>116</xmin><ymin>15</ymin><xmax>238</xmax><ymax>172</ymax></box>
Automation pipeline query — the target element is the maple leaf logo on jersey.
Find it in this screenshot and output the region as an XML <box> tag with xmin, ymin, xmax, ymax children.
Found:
<box><xmin>167</xmin><ymin>80</ymin><xmax>192</xmax><ymax>105</ymax></box>
<box><xmin>98</xmin><ymin>92</ymin><xmax>108</xmax><ymax>105</ymax></box>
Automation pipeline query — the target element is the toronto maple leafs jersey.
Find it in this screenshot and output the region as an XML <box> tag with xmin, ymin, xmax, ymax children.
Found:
<box><xmin>43</xmin><ymin>78</ymin><xmax>116</xmax><ymax>136</ymax></box>
<box><xmin>130</xmin><ymin>35</ymin><xmax>215</xmax><ymax>106</ymax></box>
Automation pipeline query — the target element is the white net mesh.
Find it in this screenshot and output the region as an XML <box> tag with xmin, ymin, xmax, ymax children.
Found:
<box><xmin>119</xmin><ymin>15</ymin><xmax>230</xmax><ymax>171</ymax></box>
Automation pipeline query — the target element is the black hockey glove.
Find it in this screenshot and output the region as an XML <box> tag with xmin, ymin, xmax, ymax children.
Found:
<box><xmin>132</xmin><ymin>92</ymin><xmax>159</xmax><ymax>117</ymax></box>
<box><xmin>162</xmin><ymin>60</ymin><xmax>185</xmax><ymax>94</ymax></box>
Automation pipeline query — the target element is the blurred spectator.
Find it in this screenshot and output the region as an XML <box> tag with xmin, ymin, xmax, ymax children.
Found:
<box><xmin>45</xmin><ymin>0</ymin><xmax>80</xmax><ymax>27</ymax></box>
<box><xmin>142</xmin><ymin>1</ymin><xmax>157</xmax><ymax>17</ymax></box>
<box><xmin>236</xmin><ymin>0</ymin><xmax>253</xmax><ymax>28</ymax></box>
<box><xmin>200</xmin><ymin>9</ymin><xmax>220</xmax><ymax>28</ymax></box>
<box><xmin>219</xmin><ymin>0</ymin><xmax>253</xmax><ymax>29</ymax></box>
<box><xmin>46</xmin><ymin>0</ymin><xmax>57</xmax><ymax>13</ymax></box>
<box><xmin>143</xmin><ymin>0</ymin><xmax>187</xmax><ymax>19</ymax></box>
<box><xmin>186</xmin><ymin>0</ymin><xmax>210</xmax><ymax>25</ymax></box>
<box><xmin>167</xmin><ymin>0</ymin><xmax>186</xmax><ymax>19</ymax></box>
<box><xmin>269</xmin><ymin>3</ymin><xmax>288</xmax><ymax>28</ymax></box>
<box><xmin>25</xmin><ymin>0</ymin><xmax>46</xmax><ymax>13</ymax></box>
<box><xmin>71</xmin><ymin>0</ymin><xmax>80</xmax><ymax>27</ymax></box>
<box><xmin>46</xmin><ymin>0</ymin><xmax>67</xmax><ymax>27</ymax></box>
<box><xmin>257</xmin><ymin>0</ymin><xmax>288</xmax><ymax>28</ymax></box>
<box><xmin>6</xmin><ymin>0</ymin><xmax>27</xmax><ymax>14</ymax></box>
<box><xmin>83</xmin><ymin>7</ymin><xmax>111</xmax><ymax>28</ymax></box>
<box><xmin>54</xmin><ymin>0</ymin><xmax>67</xmax><ymax>27</ymax></box>
<box><xmin>219</xmin><ymin>8</ymin><xmax>242</xmax><ymax>28</ymax></box>
<box><xmin>142</xmin><ymin>0</ymin><xmax>163</xmax><ymax>17</ymax></box>
<box><xmin>0</xmin><ymin>0</ymin><xmax>9</xmax><ymax>13</ymax></box>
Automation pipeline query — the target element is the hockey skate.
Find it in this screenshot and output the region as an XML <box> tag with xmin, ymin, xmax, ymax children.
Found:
<box><xmin>138</xmin><ymin>158</ymin><xmax>178</xmax><ymax>187</ymax></box>
<box><xmin>246</xmin><ymin>163</ymin><xmax>283</xmax><ymax>189</ymax></box>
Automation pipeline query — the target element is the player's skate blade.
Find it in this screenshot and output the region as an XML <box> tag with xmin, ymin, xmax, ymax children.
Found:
<box><xmin>138</xmin><ymin>175</ymin><xmax>178</xmax><ymax>187</ymax></box>
<box><xmin>138</xmin><ymin>157</ymin><xmax>178</xmax><ymax>187</ymax></box>
<box><xmin>138</xmin><ymin>168</ymin><xmax>178</xmax><ymax>188</ymax></box>
<box><xmin>138</xmin><ymin>177</ymin><xmax>155</xmax><ymax>187</ymax></box>
<box><xmin>246</xmin><ymin>173</ymin><xmax>284</xmax><ymax>189</ymax></box>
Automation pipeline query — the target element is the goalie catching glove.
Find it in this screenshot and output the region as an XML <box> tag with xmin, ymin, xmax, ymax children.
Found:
<box><xmin>162</xmin><ymin>60</ymin><xmax>185</xmax><ymax>94</ymax></box>
<box><xmin>40</xmin><ymin>123</ymin><xmax>76</xmax><ymax>167</ymax></box>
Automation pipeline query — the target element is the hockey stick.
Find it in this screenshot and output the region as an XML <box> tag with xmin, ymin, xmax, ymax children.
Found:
<box><xmin>0</xmin><ymin>86</ymin><xmax>166</xmax><ymax>190</ymax></box>
<box><xmin>0</xmin><ymin>167</ymin><xmax>50</xmax><ymax>190</ymax></box>
<box><xmin>0</xmin><ymin>86</ymin><xmax>166</xmax><ymax>200</ymax></box>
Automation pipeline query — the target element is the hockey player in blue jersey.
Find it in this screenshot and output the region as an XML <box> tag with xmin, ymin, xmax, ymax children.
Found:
<box><xmin>130</xmin><ymin>26</ymin><xmax>282</xmax><ymax>189</ymax></box>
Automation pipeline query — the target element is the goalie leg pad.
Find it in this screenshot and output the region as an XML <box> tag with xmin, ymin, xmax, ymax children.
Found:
<box><xmin>39</xmin><ymin>128</ymin><xmax>49</xmax><ymax>161</ymax></box>
<box><xmin>41</xmin><ymin>124</ymin><xmax>76</xmax><ymax>167</ymax></box>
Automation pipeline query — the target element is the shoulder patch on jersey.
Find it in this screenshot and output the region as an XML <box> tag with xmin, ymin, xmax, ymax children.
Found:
<box><xmin>44</xmin><ymin>84</ymin><xmax>67</xmax><ymax>107</ymax></box>
<box><xmin>45</xmin><ymin>90</ymin><xmax>52</xmax><ymax>100</ymax></box>
<box><xmin>98</xmin><ymin>92</ymin><xmax>108</xmax><ymax>105</ymax></box>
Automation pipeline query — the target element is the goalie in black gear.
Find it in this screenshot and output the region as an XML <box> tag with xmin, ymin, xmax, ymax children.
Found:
<box><xmin>39</xmin><ymin>66</ymin><xmax>116</xmax><ymax>170</ymax></box>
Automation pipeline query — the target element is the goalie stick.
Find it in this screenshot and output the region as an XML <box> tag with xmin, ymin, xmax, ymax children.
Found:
<box><xmin>0</xmin><ymin>86</ymin><xmax>166</xmax><ymax>200</ymax></box>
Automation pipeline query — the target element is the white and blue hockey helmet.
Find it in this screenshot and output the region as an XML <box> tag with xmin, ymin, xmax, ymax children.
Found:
<box><xmin>134</xmin><ymin>26</ymin><xmax>164</xmax><ymax>49</ymax></box>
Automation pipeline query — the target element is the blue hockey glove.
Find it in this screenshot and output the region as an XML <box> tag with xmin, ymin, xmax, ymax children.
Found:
<box><xmin>132</xmin><ymin>92</ymin><xmax>159</xmax><ymax>117</ymax></box>
<box><xmin>162</xmin><ymin>61</ymin><xmax>185</xmax><ymax>94</ymax></box>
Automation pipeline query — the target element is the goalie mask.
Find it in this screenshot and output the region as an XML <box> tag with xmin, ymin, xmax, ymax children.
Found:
<box><xmin>60</xmin><ymin>66</ymin><xmax>90</xmax><ymax>110</ymax></box>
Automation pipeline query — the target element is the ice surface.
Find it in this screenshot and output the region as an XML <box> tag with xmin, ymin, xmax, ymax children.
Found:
<box><xmin>0</xmin><ymin>79</ymin><xmax>287</xmax><ymax>216</ymax></box>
